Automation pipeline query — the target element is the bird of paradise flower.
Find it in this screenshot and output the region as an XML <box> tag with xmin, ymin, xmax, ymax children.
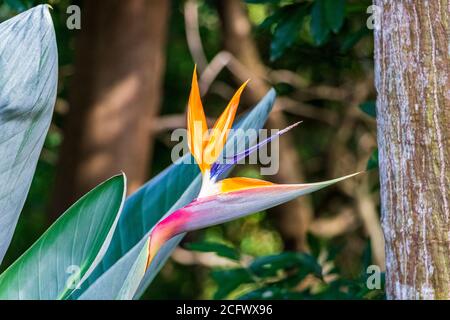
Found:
<box><xmin>145</xmin><ymin>68</ymin><xmax>361</xmax><ymax>269</ymax></box>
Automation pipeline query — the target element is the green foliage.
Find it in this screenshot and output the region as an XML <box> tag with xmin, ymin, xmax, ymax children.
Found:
<box><xmin>360</xmin><ymin>100</ymin><xmax>378</xmax><ymax>171</ymax></box>
<box><xmin>324</xmin><ymin>0</ymin><xmax>346</xmax><ymax>33</ymax></box>
<box><xmin>0</xmin><ymin>175</ymin><xmax>126</xmax><ymax>300</ymax></box>
<box><xmin>185</xmin><ymin>242</ymin><xmax>241</xmax><ymax>261</ymax></box>
<box><xmin>310</xmin><ymin>0</ymin><xmax>330</xmax><ymax>45</ymax></box>
<box><xmin>212</xmin><ymin>268</ymin><xmax>254</xmax><ymax>299</ymax></box>
<box><xmin>360</xmin><ymin>101</ymin><xmax>377</xmax><ymax>118</ymax></box>
<box><xmin>310</xmin><ymin>0</ymin><xmax>346</xmax><ymax>44</ymax></box>
<box><xmin>254</xmin><ymin>0</ymin><xmax>373</xmax><ymax>60</ymax></box>
<box><xmin>1</xmin><ymin>0</ymin><xmax>45</xmax><ymax>13</ymax></box>
<box><xmin>367</xmin><ymin>149</ymin><xmax>379</xmax><ymax>170</ymax></box>
<box><xmin>245</xmin><ymin>0</ymin><xmax>281</xmax><ymax>4</ymax></box>
<box><xmin>340</xmin><ymin>26</ymin><xmax>371</xmax><ymax>53</ymax></box>
<box><xmin>185</xmin><ymin>240</ymin><xmax>323</xmax><ymax>299</ymax></box>
<box><xmin>249</xmin><ymin>252</ymin><xmax>322</xmax><ymax>278</ymax></box>
<box><xmin>260</xmin><ymin>0</ymin><xmax>346</xmax><ymax>50</ymax></box>
<box><xmin>186</xmin><ymin>239</ymin><xmax>385</xmax><ymax>300</ymax></box>
<box><xmin>0</xmin><ymin>4</ymin><xmax>57</xmax><ymax>264</ymax></box>
<box><xmin>270</xmin><ymin>4</ymin><xmax>309</xmax><ymax>61</ymax></box>
<box><xmin>259</xmin><ymin>3</ymin><xmax>311</xmax><ymax>60</ymax></box>
<box><xmin>4</xmin><ymin>0</ymin><xmax>30</xmax><ymax>11</ymax></box>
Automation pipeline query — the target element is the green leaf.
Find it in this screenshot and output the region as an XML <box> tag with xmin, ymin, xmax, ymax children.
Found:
<box><xmin>0</xmin><ymin>174</ymin><xmax>126</xmax><ymax>300</ymax></box>
<box><xmin>77</xmin><ymin>236</ymin><xmax>150</xmax><ymax>300</ymax></box>
<box><xmin>185</xmin><ymin>242</ymin><xmax>240</xmax><ymax>261</ymax></box>
<box><xmin>4</xmin><ymin>0</ymin><xmax>30</xmax><ymax>12</ymax></box>
<box><xmin>367</xmin><ymin>149</ymin><xmax>379</xmax><ymax>170</ymax></box>
<box><xmin>339</xmin><ymin>27</ymin><xmax>370</xmax><ymax>53</ymax></box>
<box><xmin>0</xmin><ymin>5</ymin><xmax>58</xmax><ymax>264</ymax></box>
<box><xmin>245</xmin><ymin>0</ymin><xmax>281</xmax><ymax>4</ymax></box>
<box><xmin>324</xmin><ymin>0</ymin><xmax>346</xmax><ymax>33</ymax></box>
<box><xmin>361</xmin><ymin>240</ymin><xmax>373</xmax><ymax>271</ymax></box>
<box><xmin>310</xmin><ymin>0</ymin><xmax>330</xmax><ymax>45</ymax></box>
<box><xmin>212</xmin><ymin>268</ymin><xmax>254</xmax><ymax>299</ymax></box>
<box><xmin>250</xmin><ymin>252</ymin><xmax>322</xmax><ymax>278</ymax></box>
<box><xmin>360</xmin><ymin>101</ymin><xmax>377</xmax><ymax>118</ymax></box>
<box><xmin>239</xmin><ymin>286</ymin><xmax>305</xmax><ymax>300</ymax></box>
<box><xmin>270</xmin><ymin>5</ymin><xmax>308</xmax><ymax>61</ymax></box>
<box><xmin>76</xmin><ymin>90</ymin><xmax>277</xmax><ymax>300</ymax></box>
<box><xmin>259</xmin><ymin>10</ymin><xmax>284</xmax><ymax>30</ymax></box>
<box><xmin>307</xmin><ymin>232</ymin><xmax>322</xmax><ymax>258</ymax></box>
<box><xmin>116</xmin><ymin>238</ymin><xmax>150</xmax><ymax>300</ymax></box>
<box><xmin>234</xmin><ymin>252</ymin><xmax>323</xmax><ymax>300</ymax></box>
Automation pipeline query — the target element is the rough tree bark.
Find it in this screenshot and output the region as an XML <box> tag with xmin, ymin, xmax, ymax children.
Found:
<box><xmin>51</xmin><ymin>0</ymin><xmax>170</xmax><ymax>218</ymax></box>
<box><xmin>217</xmin><ymin>0</ymin><xmax>314</xmax><ymax>251</ymax></box>
<box><xmin>375</xmin><ymin>0</ymin><xmax>450</xmax><ymax>299</ymax></box>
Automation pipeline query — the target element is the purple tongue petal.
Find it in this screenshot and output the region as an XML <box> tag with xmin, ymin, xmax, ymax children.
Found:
<box><xmin>210</xmin><ymin>122</ymin><xmax>301</xmax><ymax>179</ymax></box>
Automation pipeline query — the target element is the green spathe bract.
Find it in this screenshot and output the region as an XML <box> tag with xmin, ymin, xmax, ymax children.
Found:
<box><xmin>0</xmin><ymin>5</ymin><xmax>58</xmax><ymax>265</ymax></box>
<box><xmin>0</xmin><ymin>174</ymin><xmax>127</xmax><ymax>300</ymax></box>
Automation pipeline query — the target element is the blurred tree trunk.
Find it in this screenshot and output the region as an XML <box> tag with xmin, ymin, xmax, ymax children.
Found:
<box><xmin>375</xmin><ymin>0</ymin><xmax>450</xmax><ymax>299</ymax></box>
<box><xmin>51</xmin><ymin>0</ymin><xmax>170</xmax><ymax>218</ymax></box>
<box><xmin>217</xmin><ymin>0</ymin><xmax>313</xmax><ymax>251</ymax></box>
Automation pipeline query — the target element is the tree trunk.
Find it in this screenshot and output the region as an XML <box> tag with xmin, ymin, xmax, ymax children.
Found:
<box><xmin>217</xmin><ymin>0</ymin><xmax>314</xmax><ymax>251</ymax></box>
<box><xmin>51</xmin><ymin>0</ymin><xmax>170</xmax><ymax>218</ymax></box>
<box><xmin>375</xmin><ymin>0</ymin><xmax>450</xmax><ymax>299</ymax></box>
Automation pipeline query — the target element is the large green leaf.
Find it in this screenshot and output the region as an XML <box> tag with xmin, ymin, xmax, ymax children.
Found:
<box><xmin>0</xmin><ymin>174</ymin><xmax>127</xmax><ymax>300</ymax></box>
<box><xmin>0</xmin><ymin>5</ymin><xmax>58</xmax><ymax>264</ymax></box>
<box><xmin>212</xmin><ymin>268</ymin><xmax>254</xmax><ymax>299</ymax></box>
<box><xmin>324</xmin><ymin>0</ymin><xmax>346</xmax><ymax>33</ymax></box>
<box><xmin>270</xmin><ymin>4</ymin><xmax>309</xmax><ymax>61</ymax></box>
<box><xmin>310</xmin><ymin>0</ymin><xmax>330</xmax><ymax>45</ymax></box>
<box><xmin>249</xmin><ymin>252</ymin><xmax>322</xmax><ymax>278</ymax></box>
<box><xmin>77</xmin><ymin>89</ymin><xmax>277</xmax><ymax>300</ymax></box>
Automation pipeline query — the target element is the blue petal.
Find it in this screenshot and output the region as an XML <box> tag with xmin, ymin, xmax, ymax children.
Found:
<box><xmin>210</xmin><ymin>122</ymin><xmax>301</xmax><ymax>180</ymax></box>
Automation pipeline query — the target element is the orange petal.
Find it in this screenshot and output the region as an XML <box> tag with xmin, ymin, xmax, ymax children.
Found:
<box><xmin>219</xmin><ymin>177</ymin><xmax>274</xmax><ymax>194</ymax></box>
<box><xmin>203</xmin><ymin>80</ymin><xmax>249</xmax><ymax>168</ymax></box>
<box><xmin>187</xmin><ymin>66</ymin><xmax>208</xmax><ymax>172</ymax></box>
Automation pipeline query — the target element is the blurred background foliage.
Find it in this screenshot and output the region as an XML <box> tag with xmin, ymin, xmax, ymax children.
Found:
<box><xmin>0</xmin><ymin>0</ymin><xmax>382</xmax><ymax>299</ymax></box>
